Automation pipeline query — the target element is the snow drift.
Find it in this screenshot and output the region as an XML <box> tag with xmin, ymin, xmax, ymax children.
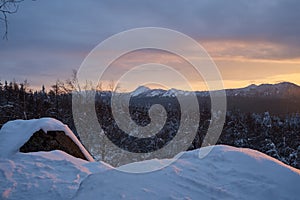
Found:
<box><xmin>75</xmin><ymin>145</ymin><xmax>300</xmax><ymax>200</ymax></box>
<box><xmin>0</xmin><ymin>118</ymin><xmax>299</xmax><ymax>200</ymax></box>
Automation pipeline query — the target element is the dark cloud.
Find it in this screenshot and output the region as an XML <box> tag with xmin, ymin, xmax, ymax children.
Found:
<box><xmin>0</xmin><ymin>0</ymin><xmax>299</xmax><ymax>88</ymax></box>
<box><xmin>3</xmin><ymin>0</ymin><xmax>300</xmax><ymax>47</ymax></box>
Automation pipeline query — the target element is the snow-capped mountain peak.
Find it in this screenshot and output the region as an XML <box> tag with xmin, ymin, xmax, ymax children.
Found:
<box><xmin>131</xmin><ymin>86</ymin><xmax>151</xmax><ymax>97</ymax></box>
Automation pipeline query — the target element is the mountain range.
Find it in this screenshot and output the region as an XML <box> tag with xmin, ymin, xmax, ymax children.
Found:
<box><xmin>126</xmin><ymin>82</ymin><xmax>300</xmax><ymax>115</ymax></box>
<box><xmin>130</xmin><ymin>82</ymin><xmax>300</xmax><ymax>98</ymax></box>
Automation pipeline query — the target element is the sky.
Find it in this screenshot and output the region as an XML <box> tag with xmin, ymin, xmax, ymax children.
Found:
<box><xmin>0</xmin><ymin>0</ymin><xmax>299</xmax><ymax>91</ymax></box>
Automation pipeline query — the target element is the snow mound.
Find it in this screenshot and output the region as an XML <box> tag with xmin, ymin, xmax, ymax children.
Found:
<box><xmin>0</xmin><ymin>118</ymin><xmax>94</xmax><ymax>161</ymax></box>
<box><xmin>74</xmin><ymin>145</ymin><xmax>300</xmax><ymax>200</ymax></box>
<box><xmin>0</xmin><ymin>145</ymin><xmax>299</xmax><ymax>199</ymax></box>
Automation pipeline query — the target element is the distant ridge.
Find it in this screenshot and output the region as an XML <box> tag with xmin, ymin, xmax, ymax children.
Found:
<box><xmin>226</xmin><ymin>82</ymin><xmax>300</xmax><ymax>97</ymax></box>
<box><xmin>129</xmin><ymin>82</ymin><xmax>300</xmax><ymax>98</ymax></box>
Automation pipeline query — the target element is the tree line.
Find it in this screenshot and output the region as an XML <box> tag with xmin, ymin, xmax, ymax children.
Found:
<box><xmin>0</xmin><ymin>78</ymin><xmax>299</xmax><ymax>169</ymax></box>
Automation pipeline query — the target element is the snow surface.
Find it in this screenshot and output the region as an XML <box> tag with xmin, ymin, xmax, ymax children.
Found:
<box><xmin>75</xmin><ymin>146</ymin><xmax>300</xmax><ymax>200</ymax></box>
<box><xmin>0</xmin><ymin>118</ymin><xmax>300</xmax><ymax>200</ymax></box>
<box><xmin>0</xmin><ymin>151</ymin><xmax>110</xmax><ymax>200</ymax></box>
<box><xmin>0</xmin><ymin>118</ymin><xmax>94</xmax><ymax>161</ymax></box>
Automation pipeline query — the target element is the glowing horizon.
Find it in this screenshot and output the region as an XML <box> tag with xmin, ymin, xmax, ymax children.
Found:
<box><xmin>1</xmin><ymin>0</ymin><xmax>299</xmax><ymax>92</ymax></box>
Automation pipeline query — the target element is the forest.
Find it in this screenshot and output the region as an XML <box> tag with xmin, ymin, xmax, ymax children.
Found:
<box><xmin>0</xmin><ymin>79</ymin><xmax>299</xmax><ymax>169</ymax></box>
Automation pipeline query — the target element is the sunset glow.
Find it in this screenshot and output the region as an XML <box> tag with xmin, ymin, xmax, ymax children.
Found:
<box><xmin>0</xmin><ymin>0</ymin><xmax>299</xmax><ymax>91</ymax></box>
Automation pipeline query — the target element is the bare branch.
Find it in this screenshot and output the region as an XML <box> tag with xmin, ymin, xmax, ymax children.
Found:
<box><xmin>0</xmin><ymin>0</ymin><xmax>24</xmax><ymax>39</ymax></box>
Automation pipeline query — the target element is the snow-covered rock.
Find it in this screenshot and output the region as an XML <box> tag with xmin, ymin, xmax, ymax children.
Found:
<box><xmin>0</xmin><ymin>118</ymin><xmax>94</xmax><ymax>161</ymax></box>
